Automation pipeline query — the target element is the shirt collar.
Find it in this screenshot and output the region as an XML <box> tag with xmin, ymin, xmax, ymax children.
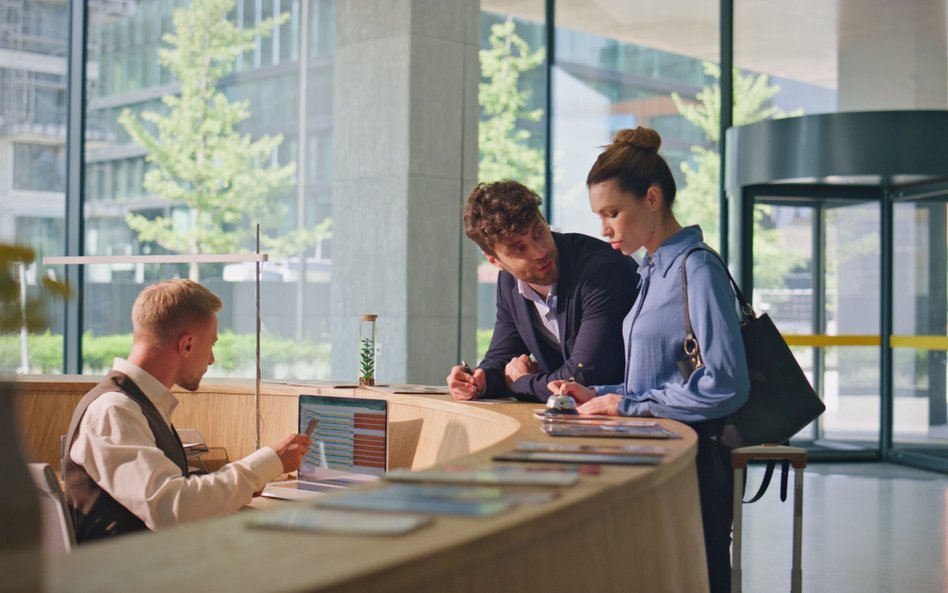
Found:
<box><xmin>112</xmin><ymin>357</ymin><xmax>179</xmax><ymax>421</ymax></box>
<box><xmin>517</xmin><ymin>279</ymin><xmax>556</xmax><ymax>305</ymax></box>
<box><xmin>649</xmin><ymin>225</ymin><xmax>704</xmax><ymax>277</ymax></box>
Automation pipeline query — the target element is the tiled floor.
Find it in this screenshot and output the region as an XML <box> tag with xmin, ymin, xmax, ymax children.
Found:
<box><xmin>740</xmin><ymin>463</ymin><xmax>948</xmax><ymax>593</ymax></box>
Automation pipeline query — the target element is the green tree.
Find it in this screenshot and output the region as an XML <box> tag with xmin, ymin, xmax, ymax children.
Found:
<box><xmin>119</xmin><ymin>0</ymin><xmax>321</xmax><ymax>280</ymax></box>
<box><xmin>672</xmin><ymin>63</ymin><xmax>803</xmax><ymax>287</ymax></box>
<box><xmin>478</xmin><ymin>18</ymin><xmax>546</xmax><ymax>194</ymax></box>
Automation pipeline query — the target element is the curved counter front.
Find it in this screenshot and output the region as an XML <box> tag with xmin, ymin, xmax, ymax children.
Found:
<box><xmin>14</xmin><ymin>378</ymin><xmax>709</xmax><ymax>593</ymax></box>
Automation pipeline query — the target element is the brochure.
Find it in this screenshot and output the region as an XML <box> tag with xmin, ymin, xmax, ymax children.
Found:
<box><xmin>540</xmin><ymin>423</ymin><xmax>679</xmax><ymax>439</ymax></box>
<box><xmin>247</xmin><ymin>507</ymin><xmax>432</xmax><ymax>536</ymax></box>
<box><xmin>513</xmin><ymin>441</ymin><xmax>667</xmax><ymax>456</ymax></box>
<box><xmin>533</xmin><ymin>410</ymin><xmax>658</xmax><ymax>426</ymax></box>
<box><xmin>365</xmin><ymin>384</ymin><xmax>450</xmax><ymax>396</ymax></box>
<box><xmin>494</xmin><ymin>450</ymin><xmax>662</xmax><ymax>466</ymax></box>
<box><xmin>385</xmin><ymin>464</ymin><xmax>581</xmax><ymax>487</ymax></box>
<box><xmin>318</xmin><ymin>483</ymin><xmax>558</xmax><ymax>517</ymax></box>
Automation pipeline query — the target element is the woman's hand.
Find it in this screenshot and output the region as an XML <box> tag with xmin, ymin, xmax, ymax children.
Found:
<box><xmin>577</xmin><ymin>394</ymin><xmax>621</xmax><ymax>416</ymax></box>
<box><xmin>547</xmin><ymin>380</ymin><xmax>596</xmax><ymax>404</ymax></box>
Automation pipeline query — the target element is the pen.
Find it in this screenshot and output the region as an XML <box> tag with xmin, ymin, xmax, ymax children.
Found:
<box><xmin>460</xmin><ymin>360</ymin><xmax>482</xmax><ymax>398</ymax></box>
<box><xmin>304</xmin><ymin>417</ymin><xmax>319</xmax><ymax>437</ymax></box>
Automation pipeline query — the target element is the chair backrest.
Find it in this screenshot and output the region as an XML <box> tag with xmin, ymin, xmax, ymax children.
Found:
<box><xmin>27</xmin><ymin>463</ymin><xmax>76</xmax><ymax>554</ymax></box>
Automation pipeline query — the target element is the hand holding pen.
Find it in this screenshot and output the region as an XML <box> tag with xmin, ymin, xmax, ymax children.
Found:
<box><xmin>446</xmin><ymin>359</ymin><xmax>485</xmax><ymax>401</ymax></box>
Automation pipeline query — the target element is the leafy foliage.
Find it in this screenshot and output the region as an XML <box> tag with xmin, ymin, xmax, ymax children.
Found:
<box><xmin>478</xmin><ymin>18</ymin><xmax>546</xmax><ymax>193</ymax></box>
<box><xmin>672</xmin><ymin>63</ymin><xmax>805</xmax><ymax>287</ymax></box>
<box><xmin>359</xmin><ymin>337</ymin><xmax>375</xmax><ymax>386</ymax></box>
<box><xmin>0</xmin><ymin>244</ymin><xmax>70</xmax><ymax>334</ymax></box>
<box><xmin>1</xmin><ymin>331</ymin><xmax>330</xmax><ymax>377</ymax></box>
<box><xmin>118</xmin><ymin>0</ymin><xmax>326</xmax><ymax>280</ymax></box>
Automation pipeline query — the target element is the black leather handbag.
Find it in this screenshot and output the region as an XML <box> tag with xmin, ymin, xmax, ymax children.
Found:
<box><xmin>678</xmin><ymin>247</ymin><xmax>826</xmax><ymax>449</ymax></box>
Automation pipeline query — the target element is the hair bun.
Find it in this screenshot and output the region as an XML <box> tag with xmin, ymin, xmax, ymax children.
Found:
<box><xmin>613</xmin><ymin>127</ymin><xmax>661</xmax><ymax>152</ymax></box>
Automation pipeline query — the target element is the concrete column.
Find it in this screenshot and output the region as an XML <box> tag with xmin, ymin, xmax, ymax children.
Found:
<box><xmin>331</xmin><ymin>0</ymin><xmax>479</xmax><ymax>384</ymax></box>
<box><xmin>838</xmin><ymin>0</ymin><xmax>947</xmax><ymax>111</ymax></box>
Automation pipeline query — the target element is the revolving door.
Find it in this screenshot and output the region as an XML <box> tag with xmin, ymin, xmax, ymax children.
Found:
<box><xmin>727</xmin><ymin>112</ymin><xmax>948</xmax><ymax>470</ymax></box>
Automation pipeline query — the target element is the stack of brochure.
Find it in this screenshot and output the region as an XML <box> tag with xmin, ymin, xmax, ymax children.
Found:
<box><xmin>493</xmin><ymin>441</ymin><xmax>667</xmax><ymax>466</ymax></box>
<box><xmin>318</xmin><ymin>483</ymin><xmax>559</xmax><ymax>517</ymax></box>
<box><xmin>248</xmin><ymin>507</ymin><xmax>432</xmax><ymax>536</ymax></box>
<box><xmin>386</xmin><ymin>464</ymin><xmax>581</xmax><ymax>487</ymax></box>
<box><xmin>538</xmin><ymin>415</ymin><xmax>680</xmax><ymax>439</ymax></box>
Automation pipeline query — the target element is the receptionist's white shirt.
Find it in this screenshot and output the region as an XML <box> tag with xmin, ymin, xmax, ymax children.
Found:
<box><xmin>69</xmin><ymin>358</ymin><xmax>283</xmax><ymax>530</ymax></box>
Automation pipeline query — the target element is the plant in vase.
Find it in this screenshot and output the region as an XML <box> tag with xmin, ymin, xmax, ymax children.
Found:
<box><xmin>359</xmin><ymin>337</ymin><xmax>375</xmax><ymax>387</ymax></box>
<box><xmin>0</xmin><ymin>244</ymin><xmax>69</xmax><ymax>592</ymax></box>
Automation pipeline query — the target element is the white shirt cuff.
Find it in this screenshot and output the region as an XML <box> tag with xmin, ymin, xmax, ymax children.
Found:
<box><xmin>240</xmin><ymin>447</ymin><xmax>285</xmax><ymax>489</ymax></box>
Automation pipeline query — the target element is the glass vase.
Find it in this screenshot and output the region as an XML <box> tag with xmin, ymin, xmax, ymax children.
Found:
<box><xmin>359</xmin><ymin>314</ymin><xmax>377</xmax><ymax>387</ymax></box>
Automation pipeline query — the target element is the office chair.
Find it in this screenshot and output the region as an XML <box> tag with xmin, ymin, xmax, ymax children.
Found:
<box><xmin>27</xmin><ymin>463</ymin><xmax>76</xmax><ymax>554</ymax></box>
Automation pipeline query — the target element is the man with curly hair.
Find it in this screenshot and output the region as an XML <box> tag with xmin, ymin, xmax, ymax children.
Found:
<box><xmin>446</xmin><ymin>180</ymin><xmax>639</xmax><ymax>402</ymax></box>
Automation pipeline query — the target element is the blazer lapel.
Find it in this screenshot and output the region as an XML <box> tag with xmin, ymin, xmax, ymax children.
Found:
<box><xmin>552</xmin><ymin>234</ymin><xmax>574</xmax><ymax>358</ymax></box>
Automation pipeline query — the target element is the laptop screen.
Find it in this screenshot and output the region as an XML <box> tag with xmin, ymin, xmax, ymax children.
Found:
<box><xmin>298</xmin><ymin>395</ymin><xmax>388</xmax><ymax>478</ymax></box>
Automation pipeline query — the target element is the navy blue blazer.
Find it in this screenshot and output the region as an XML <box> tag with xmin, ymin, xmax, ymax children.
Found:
<box><xmin>479</xmin><ymin>232</ymin><xmax>639</xmax><ymax>402</ymax></box>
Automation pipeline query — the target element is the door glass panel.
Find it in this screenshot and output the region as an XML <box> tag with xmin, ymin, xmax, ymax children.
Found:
<box><xmin>893</xmin><ymin>200</ymin><xmax>948</xmax><ymax>452</ymax></box>
<box><xmin>752</xmin><ymin>203</ymin><xmax>818</xmax><ymax>441</ymax></box>
<box><xmin>823</xmin><ymin>201</ymin><xmax>880</xmax><ymax>445</ymax></box>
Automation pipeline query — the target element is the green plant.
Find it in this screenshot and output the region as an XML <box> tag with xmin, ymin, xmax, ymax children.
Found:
<box><xmin>359</xmin><ymin>337</ymin><xmax>375</xmax><ymax>386</ymax></box>
<box><xmin>0</xmin><ymin>245</ymin><xmax>70</xmax><ymax>333</ymax></box>
<box><xmin>671</xmin><ymin>63</ymin><xmax>806</xmax><ymax>288</ymax></box>
<box><xmin>0</xmin><ymin>244</ymin><xmax>70</xmax><ymax>374</ymax></box>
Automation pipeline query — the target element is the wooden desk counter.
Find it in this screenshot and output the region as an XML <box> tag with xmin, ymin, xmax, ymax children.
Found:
<box><xmin>13</xmin><ymin>377</ymin><xmax>709</xmax><ymax>593</ymax></box>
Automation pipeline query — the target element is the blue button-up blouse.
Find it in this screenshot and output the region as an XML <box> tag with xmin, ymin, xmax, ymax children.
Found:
<box><xmin>593</xmin><ymin>225</ymin><xmax>749</xmax><ymax>423</ymax></box>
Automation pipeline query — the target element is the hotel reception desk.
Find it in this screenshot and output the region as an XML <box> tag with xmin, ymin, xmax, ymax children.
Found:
<box><xmin>14</xmin><ymin>377</ymin><xmax>709</xmax><ymax>593</ymax></box>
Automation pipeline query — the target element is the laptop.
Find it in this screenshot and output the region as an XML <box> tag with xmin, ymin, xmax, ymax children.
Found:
<box><xmin>262</xmin><ymin>395</ymin><xmax>388</xmax><ymax>500</ymax></box>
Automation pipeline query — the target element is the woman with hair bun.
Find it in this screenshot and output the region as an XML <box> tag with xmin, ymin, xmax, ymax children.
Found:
<box><xmin>549</xmin><ymin>126</ymin><xmax>750</xmax><ymax>593</ymax></box>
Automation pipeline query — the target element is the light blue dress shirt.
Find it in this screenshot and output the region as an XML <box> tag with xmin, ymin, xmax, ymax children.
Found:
<box><xmin>592</xmin><ymin>226</ymin><xmax>749</xmax><ymax>423</ymax></box>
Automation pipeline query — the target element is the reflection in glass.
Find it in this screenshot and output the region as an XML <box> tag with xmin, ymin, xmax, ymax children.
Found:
<box><xmin>83</xmin><ymin>0</ymin><xmax>334</xmax><ymax>379</ymax></box>
<box><xmin>752</xmin><ymin>203</ymin><xmax>817</xmax><ymax>441</ymax></box>
<box><xmin>822</xmin><ymin>202</ymin><xmax>880</xmax><ymax>444</ymax></box>
<box><xmin>550</xmin><ymin>5</ymin><xmax>717</xmax><ymax>245</ymax></box>
<box><xmin>476</xmin><ymin>7</ymin><xmax>548</xmax><ymax>361</ymax></box>
<box><xmin>0</xmin><ymin>1</ymin><xmax>68</xmax><ymax>372</ymax></box>
<box><xmin>893</xmin><ymin>201</ymin><xmax>947</xmax><ymax>447</ymax></box>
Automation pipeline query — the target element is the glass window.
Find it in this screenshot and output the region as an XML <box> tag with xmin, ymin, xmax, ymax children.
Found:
<box><xmin>0</xmin><ymin>0</ymin><xmax>68</xmax><ymax>370</ymax></box>
<box><xmin>476</xmin><ymin>4</ymin><xmax>548</xmax><ymax>361</ymax></box>
<box><xmin>551</xmin><ymin>1</ymin><xmax>721</xmax><ymax>252</ymax></box>
<box><xmin>13</xmin><ymin>143</ymin><xmax>66</xmax><ymax>192</ymax></box>
<box><xmin>84</xmin><ymin>0</ymin><xmax>333</xmax><ymax>379</ymax></box>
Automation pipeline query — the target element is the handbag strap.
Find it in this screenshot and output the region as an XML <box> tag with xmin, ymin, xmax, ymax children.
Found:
<box><xmin>679</xmin><ymin>246</ymin><xmax>757</xmax><ymax>360</ymax></box>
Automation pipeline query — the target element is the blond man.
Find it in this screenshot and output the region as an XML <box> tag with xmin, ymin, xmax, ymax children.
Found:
<box><xmin>64</xmin><ymin>279</ymin><xmax>311</xmax><ymax>543</ymax></box>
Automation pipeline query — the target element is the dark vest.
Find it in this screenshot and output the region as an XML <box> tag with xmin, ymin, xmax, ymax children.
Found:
<box><xmin>64</xmin><ymin>370</ymin><xmax>189</xmax><ymax>544</ymax></box>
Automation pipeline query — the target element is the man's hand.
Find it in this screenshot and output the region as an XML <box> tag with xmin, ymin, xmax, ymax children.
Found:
<box><xmin>447</xmin><ymin>365</ymin><xmax>486</xmax><ymax>400</ymax></box>
<box><xmin>505</xmin><ymin>354</ymin><xmax>539</xmax><ymax>388</ymax></box>
<box><xmin>577</xmin><ymin>394</ymin><xmax>621</xmax><ymax>416</ymax></box>
<box><xmin>547</xmin><ymin>380</ymin><xmax>597</xmax><ymax>405</ymax></box>
<box><xmin>271</xmin><ymin>434</ymin><xmax>313</xmax><ymax>473</ymax></box>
